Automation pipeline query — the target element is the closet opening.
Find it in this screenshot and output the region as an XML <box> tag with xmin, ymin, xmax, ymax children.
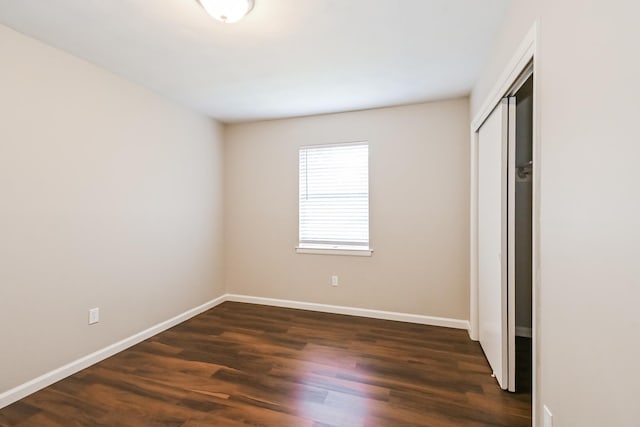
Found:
<box><xmin>513</xmin><ymin>74</ymin><xmax>533</xmax><ymax>394</ymax></box>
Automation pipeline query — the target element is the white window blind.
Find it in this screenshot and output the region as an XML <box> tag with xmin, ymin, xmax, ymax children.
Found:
<box><xmin>299</xmin><ymin>142</ymin><xmax>369</xmax><ymax>250</ymax></box>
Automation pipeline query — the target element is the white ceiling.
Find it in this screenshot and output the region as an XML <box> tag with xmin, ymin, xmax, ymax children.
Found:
<box><xmin>0</xmin><ymin>0</ymin><xmax>509</xmax><ymax>122</ymax></box>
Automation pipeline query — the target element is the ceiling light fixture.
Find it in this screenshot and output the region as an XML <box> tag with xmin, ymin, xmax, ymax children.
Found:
<box><xmin>197</xmin><ymin>0</ymin><xmax>255</xmax><ymax>24</ymax></box>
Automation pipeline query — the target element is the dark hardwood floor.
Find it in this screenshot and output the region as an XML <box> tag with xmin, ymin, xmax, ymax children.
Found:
<box><xmin>0</xmin><ymin>302</ymin><xmax>531</xmax><ymax>426</ymax></box>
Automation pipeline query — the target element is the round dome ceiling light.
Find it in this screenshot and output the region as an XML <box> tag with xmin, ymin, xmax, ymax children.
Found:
<box><xmin>198</xmin><ymin>0</ymin><xmax>255</xmax><ymax>24</ymax></box>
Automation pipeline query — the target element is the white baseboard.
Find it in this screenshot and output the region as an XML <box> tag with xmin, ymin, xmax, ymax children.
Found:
<box><xmin>1</xmin><ymin>293</ymin><xmax>471</xmax><ymax>409</ymax></box>
<box><xmin>516</xmin><ymin>326</ymin><xmax>532</xmax><ymax>338</ymax></box>
<box><xmin>0</xmin><ymin>294</ymin><xmax>227</xmax><ymax>410</ymax></box>
<box><xmin>225</xmin><ymin>294</ymin><xmax>470</xmax><ymax>331</ymax></box>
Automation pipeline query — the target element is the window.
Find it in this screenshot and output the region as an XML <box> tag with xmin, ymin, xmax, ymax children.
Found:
<box><xmin>297</xmin><ymin>142</ymin><xmax>371</xmax><ymax>255</ymax></box>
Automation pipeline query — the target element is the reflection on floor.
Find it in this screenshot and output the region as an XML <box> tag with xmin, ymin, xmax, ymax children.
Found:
<box><xmin>1</xmin><ymin>302</ymin><xmax>532</xmax><ymax>426</ymax></box>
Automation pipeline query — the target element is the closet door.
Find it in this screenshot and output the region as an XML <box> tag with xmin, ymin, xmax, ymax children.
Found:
<box><xmin>477</xmin><ymin>98</ymin><xmax>511</xmax><ymax>390</ymax></box>
<box><xmin>506</xmin><ymin>97</ymin><xmax>517</xmax><ymax>392</ymax></box>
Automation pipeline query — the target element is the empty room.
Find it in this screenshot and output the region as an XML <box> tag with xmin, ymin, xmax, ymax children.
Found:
<box><xmin>0</xmin><ymin>1</ymin><xmax>638</xmax><ymax>426</ymax></box>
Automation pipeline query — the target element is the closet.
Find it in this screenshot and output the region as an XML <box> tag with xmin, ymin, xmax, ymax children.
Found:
<box><xmin>477</xmin><ymin>70</ymin><xmax>533</xmax><ymax>393</ymax></box>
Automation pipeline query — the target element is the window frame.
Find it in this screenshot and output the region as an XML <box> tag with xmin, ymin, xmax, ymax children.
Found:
<box><xmin>296</xmin><ymin>141</ymin><xmax>373</xmax><ymax>257</ymax></box>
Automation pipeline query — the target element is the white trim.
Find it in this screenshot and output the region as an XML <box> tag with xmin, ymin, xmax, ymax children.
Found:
<box><xmin>531</xmin><ymin>28</ymin><xmax>541</xmax><ymax>427</ymax></box>
<box><xmin>516</xmin><ymin>326</ymin><xmax>532</xmax><ymax>338</ymax></box>
<box><xmin>471</xmin><ymin>24</ymin><xmax>537</xmax><ymax>132</ymax></box>
<box><xmin>299</xmin><ymin>140</ymin><xmax>368</xmax><ymax>150</ymax></box>
<box><xmin>0</xmin><ymin>294</ymin><xmax>227</xmax><ymax>410</ymax></box>
<box><xmin>295</xmin><ymin>247</ymin><xmax>373</xmax><ymax>257</ymax></box>
<box><xmin>508</xmin><ymin>64</ymin><xmax>534</xmax><ymax>96</ymax></box>
<box><xmin>469</xmin><ymin>20</ymin><xmax>540</xmax><ymax>426</ymax></box>
<box><xmin>226</xmin><ymin>294</ymin><xmax>470</xmax><ymax>330</ymax></box>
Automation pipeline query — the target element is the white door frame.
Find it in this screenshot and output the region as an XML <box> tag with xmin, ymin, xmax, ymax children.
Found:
<box><xmin>469</xmin><ymin>21</ymin><xmax>540</xmax><ymax>423</ymax></box>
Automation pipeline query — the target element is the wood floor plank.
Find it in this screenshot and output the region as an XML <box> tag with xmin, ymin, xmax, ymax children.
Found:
<box><xmin>0</xmin><ymin>302</ymin><xmax>531</xmax><ymax>426</ymax></box>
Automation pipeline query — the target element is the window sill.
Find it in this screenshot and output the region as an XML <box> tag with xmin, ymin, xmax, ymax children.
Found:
<box><xmin>295</xmin><ymin>246</ymin><xmax>373</xmax><ymax>257</ymax></box>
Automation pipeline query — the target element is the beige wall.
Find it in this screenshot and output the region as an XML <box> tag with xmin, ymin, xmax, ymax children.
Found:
<box><xmin>224</xmin><ymin>99</ymin><xmax>470</xmax><ymax>321</ymax></box>
<box><xmin>0</xmin><ymin>26</ymin><xmax>224</xmax><ymax>393</ymax></box>
<box><xmin>472</xmin><ymin>1</ymin><xmax>640</xmax><ymax>425</ymax></box>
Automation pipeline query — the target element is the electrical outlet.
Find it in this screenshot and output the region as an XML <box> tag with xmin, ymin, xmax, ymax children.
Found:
<box><xmin>89</xmin><ymin>307</ymin><xmax>100</xmax><ymax>325</ymax></box>
<box><xmin>331</xmin><ymin>275</ymin><xmax>339</xmax><ymax>286</ymax></box>
<box><xmin>543</xmin><ymin>405</ymin><xmax>553</xmax><ymax>427</ymax></box>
